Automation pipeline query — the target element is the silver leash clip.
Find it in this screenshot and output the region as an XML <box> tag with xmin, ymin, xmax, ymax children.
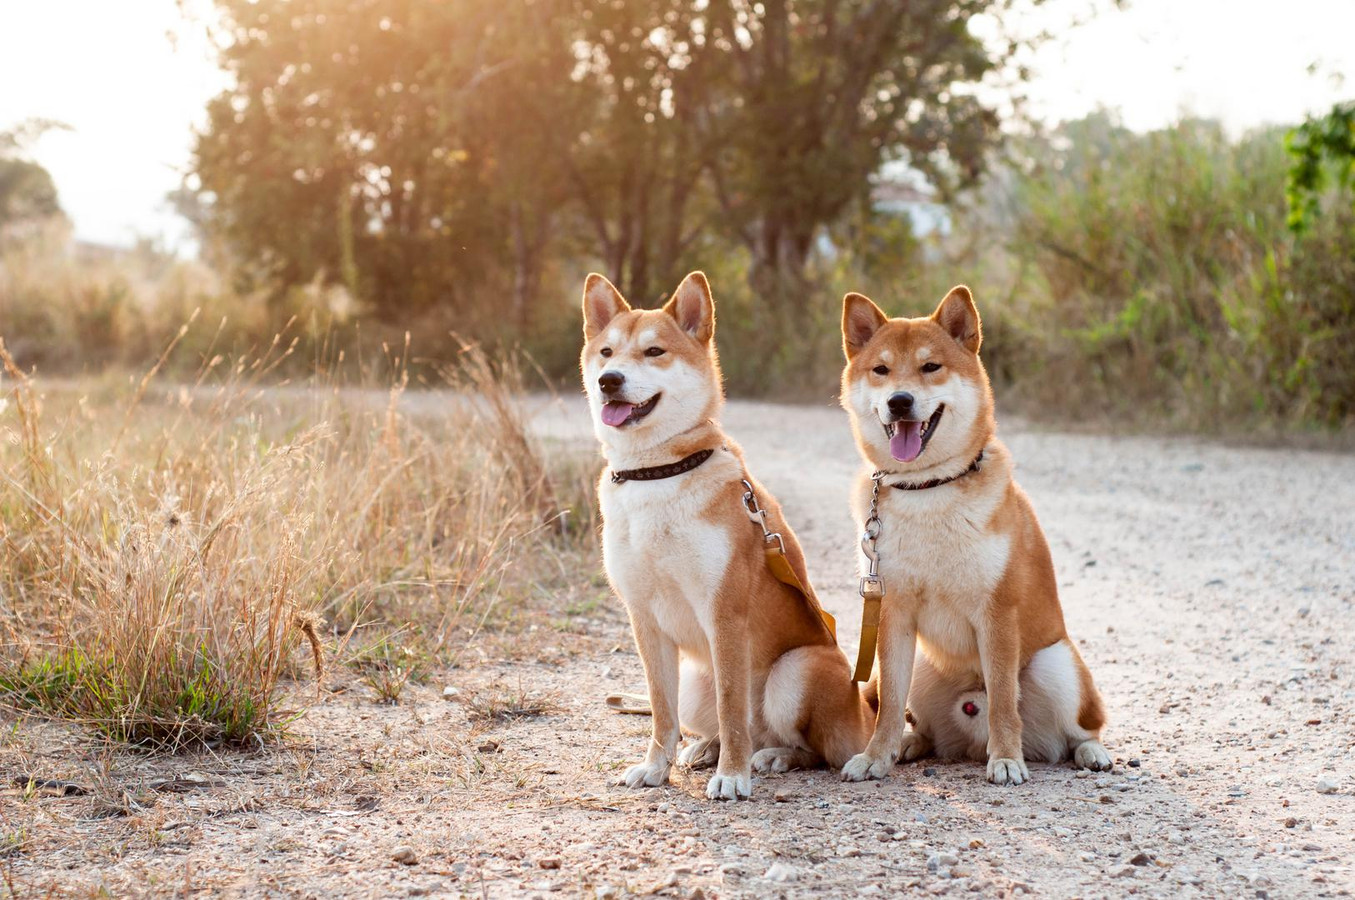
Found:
<box><xmin>742</xmin><ymin>478</ymin><xmax>787</xmax><ymax>555</ymax></box>
<box><xmin>859</xmin><ymin>473</ymin><xmax>886</xmax><ymax>599</ymax></box>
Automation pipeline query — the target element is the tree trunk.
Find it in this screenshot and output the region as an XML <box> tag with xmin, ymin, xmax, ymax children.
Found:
<box><xmin>509</xmin><ymin>201</ymin><xmax>549</xmax><ymax>333</ymax></box>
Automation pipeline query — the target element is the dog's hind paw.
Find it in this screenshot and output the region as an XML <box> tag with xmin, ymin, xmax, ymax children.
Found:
<box><xmin>705</xmin><ymin>771</ymin><xmax>752</xmax><ymax>801</ymax></box>
<box><xmin>987</xmin><ymin>757</ymin><xmax>1030</xmax><ymax>786</ymax></box>
<box><xmin>899</xmin><ymin>732</ymin><xmax>933</xmax><ymax>763</ymax></box>
<box><xmin>751</xmin><ymin>747</ymin><xmax>813</xmax><ymax>774</ymax></box>
<box><xmin>678</xmin><ymin>737</ymin><xmax>719</xmax><ymax>770</ymax></box>
<box><xmin>841</xmin><ymin>750</ymin><xmax>894</xmax><ymax>782</ymax></box>
<box><xmin>619</xmin><ymin>760</ymin><xmax>671</xmax><ymax>789</ymax></box>
<box><xmin>1074</xmin><ymin>740</ymin><xmax>1113</xmax><ymax>772</ymax></box>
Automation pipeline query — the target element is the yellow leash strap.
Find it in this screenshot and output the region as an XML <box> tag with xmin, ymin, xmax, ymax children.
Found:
<box><xmin>852</xmin><ymin>577</ymin><xmax>882</xmax><ymax>682</ymax></box>
<box><xmin>740</xmin><ymin>479</ymin><xmax>837</xmax><ymax>640</ymax></box>
<box><xmin>765</xmin><ymin>544</ymin><xmax>837</xmax><ymax>639</ymax></box>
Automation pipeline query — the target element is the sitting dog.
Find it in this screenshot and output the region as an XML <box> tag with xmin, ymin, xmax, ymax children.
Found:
<box><xmin>836</xmin><ymin>285</ymin><xmax>1112</xmax><ymax>785</ymax></box>
<box><xmin>582</xmin><ymin>271</ymin><xmax>873</xmax><ymax>800</ymax></box>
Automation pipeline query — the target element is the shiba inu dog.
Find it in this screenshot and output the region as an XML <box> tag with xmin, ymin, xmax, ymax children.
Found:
<box><xmin>582</xmin><ymin>271</ymin><xmax>873</xmax><ymax>800</ymax></box>
<box><xmin>837</xmin><ymin>285</ymin><xmax>1112</xmax><ymax>785</ymax></box>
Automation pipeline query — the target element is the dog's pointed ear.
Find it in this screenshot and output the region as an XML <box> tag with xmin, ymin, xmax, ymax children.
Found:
<box><xmin>662</xmin><ymin>271</ymin><xmax>715</xmax><ymax>344</ymax></box>
<box><xmin>932</xmin><ymin>285</ymin><xmax>981</xmax><ymax>354</ymax></box>
<box><xmin>582</xmin><ymin>274</ymin><xmax>631</xmax><ymax>340</ymax></box>
<box><xmin>842</xmin><ymin>292</ymin><xmax>888</xmax><ymax>360</ymax></box>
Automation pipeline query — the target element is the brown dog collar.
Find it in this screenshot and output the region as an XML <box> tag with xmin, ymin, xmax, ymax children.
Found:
<box><xmin>610</xmin><ymin>448</ymin><xmax>716</xmax><ymax>484</ymax></box>
<box><xmin>875</xmin><ymin>450</ymin><xmax>984</xmax><ymax>491</ymax></box>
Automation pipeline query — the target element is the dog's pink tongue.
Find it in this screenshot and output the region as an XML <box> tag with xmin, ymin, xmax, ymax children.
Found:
<box><xmin>601</xmin><ymin>401</ymin><xmax>634</xmax><ymax>427</ymax></box>
<box><xmin>890</xmin><ymin>421</ymin><xmax>924</xmax><ymax>462</ymax></box>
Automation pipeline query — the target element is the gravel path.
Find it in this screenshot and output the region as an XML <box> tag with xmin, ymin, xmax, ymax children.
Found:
<box><xmin>517</xmin><ymin>394</ymin><xmax>1355</xmax><ymax>899</ymax></box>
<box><xmin>9</xmin><ymin>394</ymin><xmax>1354</xmax><ymax>898</ymax></box>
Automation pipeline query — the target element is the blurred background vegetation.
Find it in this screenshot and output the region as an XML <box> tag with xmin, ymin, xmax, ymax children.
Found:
<box><xmin>1</xmin><ymin>0</ymin><xmax>1353</xmax><ymax>430</ymax></box>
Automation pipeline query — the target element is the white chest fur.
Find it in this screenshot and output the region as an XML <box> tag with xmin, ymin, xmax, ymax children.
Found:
<box><xmin>855</xmin><ymin>472</ymin><xmax>1012</xmax><ymax>674</ymax></box>
<box><xmin>599</xmin><ymin>454</ymin><xmax>740</xmax><ymax>662</ymax></box>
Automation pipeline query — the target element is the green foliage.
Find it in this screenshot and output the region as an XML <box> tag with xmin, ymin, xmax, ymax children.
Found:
<box><xmin>1285</xmin><ymin>101</ymin><xmax>1355</xmax><ymax>234</ymax></box>
<box><xmin>1005</xmin><ymin>114</ymin><xmax>1355</xmax><ymax>426</ymax></box>
<box><xmin>707</xmin><ymin>112</ymin><xmax>1355</xmax><ymax>429</ymax></box>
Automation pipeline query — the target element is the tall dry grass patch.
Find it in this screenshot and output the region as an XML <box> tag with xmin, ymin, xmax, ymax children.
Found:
<box><xmin>0</xmin><ymin>331</ymin><xmax>592</xmax><ymax>748</ymax></box>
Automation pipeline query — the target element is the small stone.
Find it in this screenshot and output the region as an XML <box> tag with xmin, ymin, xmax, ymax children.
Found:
<box><xmin>477</xmin><ymin>740</ymin><xmax>500</xmax><ymax>753</ymax></box>
<box><xmin>773</xmin><ymin>789</ymin><xmax>793</xmax><ymax>803</ymax></box>
<box><xmin>1112</xmin><ymin>866</ymin><xmax>1137</xmax><ymax>879</ymax></box>
<box><xmin>1130</xmin><ymin>852</ymin><xmax>1152</xmax><ymax>866</ymax></box>
<box><xmin>927</xmin><ymin>852</ymin><xmax>960</xmax><ymax>872</ymax></box>
<box><xmin>539</xmin><ymin>857</ymin><xmax>561</xmax><ymax>870</ymax></box>
<box><xmin>442</xmin><ymin>686</ymin><xmax>460</xmax><ymax>699</ymax></box>
<box><xmin>1128</xmin><ymin>759</ymin><xmax>1141</xmax><ymax>768</ymax></box>
<box><xmin>968</xmin><ymin>838</ymin><xmax>984</xmax><ymax>850</ymax></box>
<box><xmin>923</xmin><ymin>767</ymin><xmax>938</xmax><ymax>777</ymax></box>
<box><xmin>763</xmin><ymin>862</ymin><xmax>798</xmax><ymax>882</ymax></box>
<box><xmin>1284</xmin><ymin>817</ymin><xmax>1297</xmax><ymax>828</ymax></box>
<box><xmin>1301</xmin><ymin>843</ymin><xmax>1322</xmax><ymax>852</ymax></box>
<box><xmin>1315</xmin><ymin>775</ymin><xmax>1339</xmax><ymax>794</ymax></box>
<box><xmin>392</xmin><ymin>846</ymin><xmax>418</xmax><ymax>866</ymax></box>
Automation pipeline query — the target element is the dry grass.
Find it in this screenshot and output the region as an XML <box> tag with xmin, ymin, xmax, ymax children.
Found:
<box><xmin>0</xmin><ymin>326</ymin><xmax>595</xmax><ymax>750</ymax></box>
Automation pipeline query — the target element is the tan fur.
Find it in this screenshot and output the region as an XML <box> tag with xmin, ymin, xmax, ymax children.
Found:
<box><xmin>581</xmin><ymin>272</ymin><xmax>873</xmax><ymax>800</ymax></box>
<box><xmin>838</xmin><ymin>286</ymin><xmax>1111</xmax><ymax>785</ymax></box>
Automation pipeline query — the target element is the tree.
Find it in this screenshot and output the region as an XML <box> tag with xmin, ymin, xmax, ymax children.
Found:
<box><xmin>0</xmin><ymin>120</ymin><xmax>65</xmax><ymax>238</ymax></box>
<box><xmin>1286</xmin><ymin>100</ymin><xmax>1355</xmax><ymax>235</ymax></box>
<box><xmin>698</xmin><ymin>0</ymin><xmax>1009</xmax><ymax>305</ymax></box>
<box><xmin>191</xmin><ymin>0</ymin><xmax>572</xmax><ymax>322</ymax></box>
<box><xmin>187</xmin><ymin>0</ymin><xmax>1039</xmax><ymax>330</ymax></box>
<box><xmin>563</xmin><ymin>1</ymin><xmax>724</xmax><ymax>304</ymax></box>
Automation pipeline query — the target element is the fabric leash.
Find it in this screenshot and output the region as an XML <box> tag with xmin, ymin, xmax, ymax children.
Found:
<box><xmin>741</xmin><ymin>479</ymin><xmax>838</xmax><ymax>640</ymax></box>
<box><xmin>853</xmin><ymin>472</ymin><xmax>885</xmax><ymax>682</ymax></box>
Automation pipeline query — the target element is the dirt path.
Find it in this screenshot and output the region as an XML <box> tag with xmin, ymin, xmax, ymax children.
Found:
<box><xmin>8</xmin><ymin>396</ymin><xmax>1355</xmax><ymax>898</ymax></box>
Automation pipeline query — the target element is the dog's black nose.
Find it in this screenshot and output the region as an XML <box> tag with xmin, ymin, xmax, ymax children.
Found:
<box><xmin>887</xmin><ymin>392</ymin><xmax>915</xmax><ymax>417</ymax></box>
<box><xmin>598</xmin><ymin>371</ymin><xmax>625</xmax><ymax>395</ymax></box>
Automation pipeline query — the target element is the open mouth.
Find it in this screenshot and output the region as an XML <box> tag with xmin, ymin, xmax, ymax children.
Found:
<box><xmin>601</xmin><ymin>393</ymin><xmax>661</xmax><ymax>428</ymax></box>
<box><xmin>882</xmin><ymin>404</ymin><xmax>945</xmax><ymax>462</ymax></box>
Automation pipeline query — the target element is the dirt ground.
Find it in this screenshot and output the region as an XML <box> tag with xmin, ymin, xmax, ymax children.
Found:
<box><xmin>5</xmin><ymin>395</ymin><xmax>1355</xmax><ymax>898</ymax></box>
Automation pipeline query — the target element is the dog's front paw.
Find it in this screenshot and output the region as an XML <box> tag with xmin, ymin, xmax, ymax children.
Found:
<box><xmin>677</xmin><ymin>736</ymin><xmax>719</xmax><ymax>770</ymax></box>
<box><xmin>620</xmin><ymin>760</ymin><xmax>671</xmax><ymax>789</ymax></box>
<box><xmin>841</xmin><ymin>751</ymin><xmax>894</xmax><ymax>782</ymax></box>
<box><xmin>705</xmin><ymin>771</ymin><xmax>752</xmax><ymax>801</ymax></box>
<box><xmin>1074</xmin><ymin>740</ymin><xmax>1112</xmax><ymax>772</ymax></box>
<box><xmin>987</xmin><ymin>757</ymin><xmax>1030</xmax><ymax>786</ymax></box>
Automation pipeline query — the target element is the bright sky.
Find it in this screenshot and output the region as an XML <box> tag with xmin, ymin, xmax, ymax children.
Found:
<box><xmin>1</xmin><ymin>0</ymin><xmax>1351</xmax><ymax>251</ymax></box>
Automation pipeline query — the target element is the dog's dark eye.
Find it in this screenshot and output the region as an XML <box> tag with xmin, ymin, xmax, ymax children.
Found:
<box><xmin>921</xmin><ymin>362</ymin><xmax>942</xmax><ymax>373</ymax></box>
<box><xmin>872</xmin><ymin>365</ymin><xmax>889</xmax><ymax>376</ymax></box>
<box><xmin>600</xmin><ymin>348</ymin><xmax>613</xmax><ymax>358</ymax></box>
<box><xmin>645</xmin><ymin>347</ymin><xmax>665</xmax><ymax>357</ymax></box>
